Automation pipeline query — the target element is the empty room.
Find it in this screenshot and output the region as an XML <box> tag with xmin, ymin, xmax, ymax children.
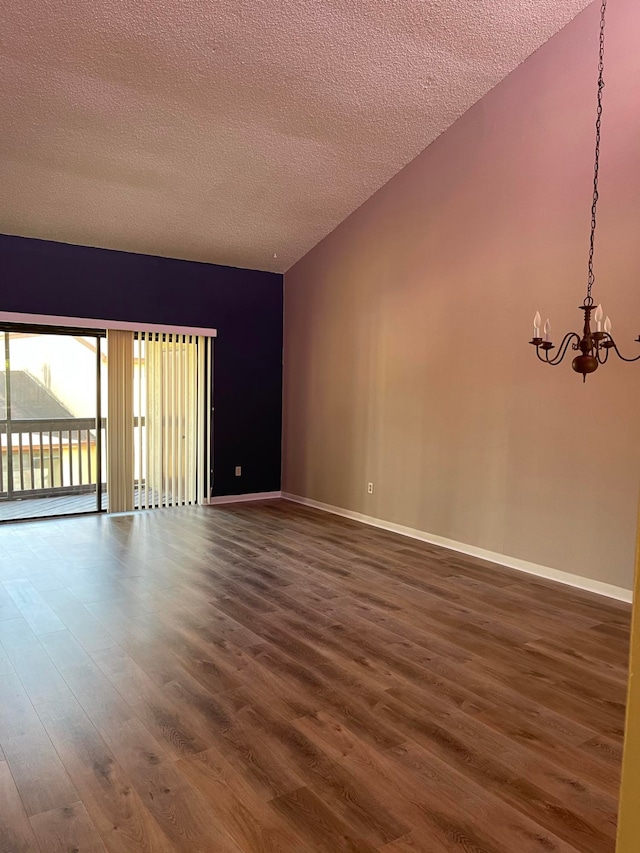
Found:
<box><xmin>1</xmin><ymin>1</ymin><xmax>640</xmax><ymax>851</ymax></box>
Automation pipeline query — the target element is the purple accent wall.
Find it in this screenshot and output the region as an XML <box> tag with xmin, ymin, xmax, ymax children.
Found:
<box><xmin>0</xmin><ymin>234</ymin><xmax>283</xmax><ymax>496</ymax></box>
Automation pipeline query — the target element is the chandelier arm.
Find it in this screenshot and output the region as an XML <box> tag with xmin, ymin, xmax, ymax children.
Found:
<box><xmin>597</xmin><ymin>344</ymin><xmax>609</xmax><ymax>365</ymax></box>
<box><xmin>534</xmin><ymin>346</ymin><xmax>550</xmax><ymax>364</ymax></box>
<box><xmin>544</xmin><ymin>332</ymin><xmax>581</xmax><ymax>365</ymax></box>
<box><xmin>605</xmin><ymin>336</ymin><xmax>640</xmax><ymax>363</ymax></box>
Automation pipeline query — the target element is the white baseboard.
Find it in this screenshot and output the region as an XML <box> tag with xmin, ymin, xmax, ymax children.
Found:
<box><xmin>208</xmin><ymin>491</ymin><xmax>282</xmax><ymax>506</ymax></box>
<box><xmin>282</xmin><ymin>492</ymin><xmax>633</xmax><ymax>604</ymax></box>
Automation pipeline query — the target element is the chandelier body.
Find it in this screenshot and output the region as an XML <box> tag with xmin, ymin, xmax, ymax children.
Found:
<box><xmin>530</xmin><ymin>299</ymin><xmax>640</xmax><ymax>382</ymax></box>
<box><xmin>529</xmin><ymin>0</ymin><xmax>639</xmax><ymax>381</ymax></box>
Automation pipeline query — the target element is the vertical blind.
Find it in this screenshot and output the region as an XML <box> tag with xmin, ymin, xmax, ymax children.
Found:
<box><xmin>106</xmin><ymin>330</ymin><xmax>134</xmax><ymax>513</ymax></box>
<box><xmin>106</xmin><ymin>331</ymin><xmax>212</xmax><ymax>512</ymax></box>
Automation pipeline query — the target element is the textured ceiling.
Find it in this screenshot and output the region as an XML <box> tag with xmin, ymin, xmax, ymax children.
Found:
<box><xmin>1</xmin><ymin>0</ymin><xmax>592</xmax><ymax>273</ymax></box>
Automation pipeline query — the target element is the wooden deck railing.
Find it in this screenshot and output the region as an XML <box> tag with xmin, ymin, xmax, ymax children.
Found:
<box><xmin>0</xmin><ymin>417</ymin><xmax>106</xmax><ymax>500</ymax></box>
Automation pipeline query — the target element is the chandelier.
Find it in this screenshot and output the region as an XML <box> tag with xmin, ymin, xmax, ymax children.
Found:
<box><xmin>529</xmin><ymin>0</ymin><xmax>639</xmax><ymax>381</ymax></box>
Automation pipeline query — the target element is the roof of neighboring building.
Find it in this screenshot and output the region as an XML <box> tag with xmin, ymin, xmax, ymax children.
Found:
<box><xmin>0</xmin><ymin>371</ymin><xmax>73</xmax><ymax>420</ymax></box>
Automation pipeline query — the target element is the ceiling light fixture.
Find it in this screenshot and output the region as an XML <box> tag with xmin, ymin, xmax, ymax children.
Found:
<box><xmin>529</xmin><ymin>0</ymin><xmax>639</xmax><ymax>381</ymax></box>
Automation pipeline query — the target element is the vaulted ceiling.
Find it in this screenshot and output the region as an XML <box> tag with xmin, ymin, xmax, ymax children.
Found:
<box><xmin>1</xmin><ymin>0</ymin><xmax>591</xmax><ymax>272</ymax></box>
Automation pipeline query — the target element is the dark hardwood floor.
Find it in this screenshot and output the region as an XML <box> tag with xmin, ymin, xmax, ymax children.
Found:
<box><xmin>0</xmin><ymin>499</ymin><xmax>631</xmax><ymax>852</ymax></box>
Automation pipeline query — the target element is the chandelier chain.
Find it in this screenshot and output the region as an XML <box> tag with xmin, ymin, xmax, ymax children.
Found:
<box><xmin>586</xmin><ymin>0</ymin><xmax>607</xmax><ymax>305</ymax></box>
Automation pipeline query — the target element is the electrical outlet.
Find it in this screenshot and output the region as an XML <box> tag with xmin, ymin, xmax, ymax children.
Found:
<box><xmin>235</xmin><ymin>466</ymin><xmax>242</xmax><ymax>477</ymax></box>
<box><xmin>367</xmin><ymin>482</ymin><xmax>374</xmax><ymax>494</ymax></box>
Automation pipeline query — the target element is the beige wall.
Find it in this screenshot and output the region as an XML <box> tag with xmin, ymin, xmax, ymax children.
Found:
<box><xmin>283</xmin><ymin>0</ymin><xmax>640</xmax><ymax>591</ymax></box>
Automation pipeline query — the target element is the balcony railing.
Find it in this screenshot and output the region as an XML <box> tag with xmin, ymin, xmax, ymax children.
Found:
<box><xmin>0</xmin><ymin>417</ymin><xmax>106</xmax><ymax>500</ymax></box>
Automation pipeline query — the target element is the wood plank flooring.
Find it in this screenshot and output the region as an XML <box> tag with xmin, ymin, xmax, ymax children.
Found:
<box><xmin>0</xmin><ymin>499</ymin><xmax>631</xmax><ymax>852</ymax></box>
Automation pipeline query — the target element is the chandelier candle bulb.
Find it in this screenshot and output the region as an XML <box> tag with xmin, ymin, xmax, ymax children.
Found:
<box><xmin>595</xmin><ymin>304</ymin><xmax>603</xmax><ymax>332</ymax></box>
<box><xmin>544</xmin><ymin>319</ymin><xmax>551</xmax><ymax>342</ymax></box>
<box><xmin>533</xmin><ymin>311</ymin><xmax>541</xmax><ymax>338</ymax></box>
<box><xmin>605</xmin><ymin>316</ymin><xmax>612</xmax><ymax>334</ymax></box>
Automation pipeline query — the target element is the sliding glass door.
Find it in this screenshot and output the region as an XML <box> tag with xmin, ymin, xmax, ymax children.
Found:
<box><xmin>1</xmin><ymin>322</ymin><xmax>212</xmax><ymax>520</ymax></box>
<box><xmin>0</xmin><ymin>325</ymin><xmax>105</xmax><ymax>521</ymax></box>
